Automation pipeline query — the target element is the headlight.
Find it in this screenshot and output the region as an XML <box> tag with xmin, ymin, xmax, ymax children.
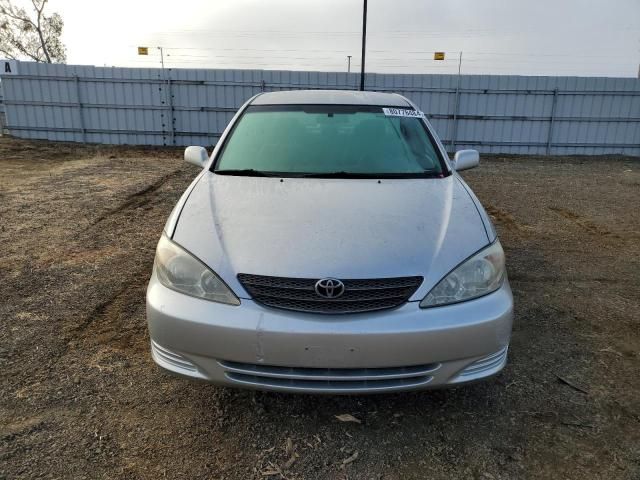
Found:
<box><xmin>154</xmin><ymin>234</ymin><xmax>240</xmax><ymax>305</ymax></box>
<box><xmin>420</xmin><ymin>241</ymin><xmax>505</xmax><ymax>308</ymax></box>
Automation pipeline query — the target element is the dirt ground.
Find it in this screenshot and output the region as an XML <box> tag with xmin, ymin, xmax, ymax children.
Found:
<box><xmin>1</xmin><ymin>136</ymin><xmax>638</xmax><ymax>480</ymax></box>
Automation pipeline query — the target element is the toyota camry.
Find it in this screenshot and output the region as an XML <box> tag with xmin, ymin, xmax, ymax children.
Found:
<box><xmin>146</xmin><ymin>90</ymin><xmax>513</xmax><ymax>394</ymax></box>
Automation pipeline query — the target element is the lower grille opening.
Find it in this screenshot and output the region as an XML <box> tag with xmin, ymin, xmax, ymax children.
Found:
<box><xmin>225</xmin><ymin>372</ymin><xmax>433</xmax><ymax>392</ymax></box>
<box><xmin>218</xmin><ymin>360</ymin><xmax>440</xmax><ymax>392</ymax></box>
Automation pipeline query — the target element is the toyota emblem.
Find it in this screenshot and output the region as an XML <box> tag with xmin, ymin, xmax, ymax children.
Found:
<box><xmin>314</xmin><ymin>278</ymin><xmax>345</xmax><ymax>299</ymax></box>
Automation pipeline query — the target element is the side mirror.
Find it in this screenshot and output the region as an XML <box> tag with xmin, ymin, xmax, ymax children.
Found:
<box><xmin>184</xmin><ymin>146</ymin><xmax>209</xmax><ymax>168</ymax></box>
<box><xmin>452</xmin><ymin>149</ymin><xmax>479</xmax><ymax>171</ymax></box>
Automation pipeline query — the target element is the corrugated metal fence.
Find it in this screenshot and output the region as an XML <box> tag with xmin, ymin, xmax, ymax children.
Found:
<box><xmin>0</xmin><ymin>61</ymin><xmax>638</xmax><ymax>155</ymax></box>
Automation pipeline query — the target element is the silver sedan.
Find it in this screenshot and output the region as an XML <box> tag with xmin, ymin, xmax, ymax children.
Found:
<box><xmin>147</xmin><ymin>90</ymin><xmax>513</xmax><ymax>394</ymax></box>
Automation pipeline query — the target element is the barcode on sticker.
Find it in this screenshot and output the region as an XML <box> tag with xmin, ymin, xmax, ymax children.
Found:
<box><xmin>382</xmin><ymin>108</ymin><xmax>425</xmax><ymax>118</ymax></box>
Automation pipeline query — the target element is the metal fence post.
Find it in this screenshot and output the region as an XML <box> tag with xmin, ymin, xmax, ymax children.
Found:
<box><xmin>449</xmin><ymin>80</ymin><xmax>461</xmax><ymax>153</ymax></box>
<box><xmin>546</xmin><ymin>88</ymin><xmax>559</xmax><ymax>155</ymax></box>
<box><xmin>0</xmin><ymin>82</ymin><xmax>6</xmax><ymax>134</ymax></box>
<box><xmin>74</xmin><ymin>75</ymin><xmax>86</xmax><ymax>143</ymax></box>
<box><xmin>167</xmin><ymin>74</ymin><xmax>175</xmax><ymax>145</ymax></box>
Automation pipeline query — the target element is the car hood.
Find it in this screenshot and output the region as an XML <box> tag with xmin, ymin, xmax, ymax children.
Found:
<box><xmin>172</xmin><ymin>172</ymin><xmax>490</xmax><ymax>301</ymax></box>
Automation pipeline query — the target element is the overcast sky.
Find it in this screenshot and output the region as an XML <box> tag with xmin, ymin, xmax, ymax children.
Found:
<box><xmin>42</xmin><ymin>0</ymin><xmax>640</xmax><ymax>77</ymax></box>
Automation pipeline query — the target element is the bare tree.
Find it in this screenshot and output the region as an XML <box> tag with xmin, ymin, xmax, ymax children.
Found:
<box><xmin>0</xmin><ymin>0</ymin><xmax>66</xmax><ymax>63</ymax></box>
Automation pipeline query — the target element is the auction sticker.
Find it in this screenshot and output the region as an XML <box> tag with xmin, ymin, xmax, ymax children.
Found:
<box><xmin>382</xmin><ymin>107</ymin><xmax>425</xmax><ymax>118</ymax></box>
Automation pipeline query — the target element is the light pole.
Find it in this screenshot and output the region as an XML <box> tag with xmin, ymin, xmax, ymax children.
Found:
<box><xmin>359</xmin><ymin>0</ymin><xmax>367</xmax><ymax>91</ymax></box>
<box><xmin>347</xmin><ymin>55</ymin><xmax>352</xmax><ymax>73</ymax></box>
<box><xmin>157</xmin><ymin>46</ymin><xmax>165</xmax><ymax>70</ymax></box>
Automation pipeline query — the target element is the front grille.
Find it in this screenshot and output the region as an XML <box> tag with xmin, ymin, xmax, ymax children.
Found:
<box><xmin>237</xmin><ymin>274</ymin><xmax>423</xmax><ymax>314</ymax></box>
<box><xmin>218</xmin><ymin>360</ymin><xmax>440</xmax><ymax>393</ymax></box>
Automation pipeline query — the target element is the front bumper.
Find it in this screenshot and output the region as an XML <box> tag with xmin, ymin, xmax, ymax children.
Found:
<box><xmin>146</xmin><ymin>273</ymin><xmax>513</xmax><ymax>394</ymax></box>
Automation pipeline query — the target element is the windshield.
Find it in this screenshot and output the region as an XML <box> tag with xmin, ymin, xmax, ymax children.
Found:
<box><xmin>214</xmin><ymin>105</ymin><xmax>445</xmax><ymax>177</ymax></box>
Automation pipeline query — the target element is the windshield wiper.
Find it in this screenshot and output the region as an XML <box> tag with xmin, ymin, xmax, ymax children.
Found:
<box><xmin>300</xmin><ymin>171</ymin><xmax>442</xmax><ymax>179</ymax></box>
<box><xmin>214</xmin><ymin>169</ymin><xmax>276</xmax><ymax>177</ymax></box>
<box><xmin>215</xmin><ymin>169</ymin><xmax>442</xmax><ymax>179</ymax></box>
<box><xmin>300</xmin><ymin>171</ymin><xmax>376</xmax><ymax>178</ymax></box>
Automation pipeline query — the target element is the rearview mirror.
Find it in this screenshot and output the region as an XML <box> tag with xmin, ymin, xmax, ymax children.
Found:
<box><xmin>184</xmin><ymin>146</ymin><xmax>209</xmax><ymax>168</ymax></box>
<box><xmin>452</xmin><ymin>149</ymin><xmax>479</xmax><ymax>171</ymax></box>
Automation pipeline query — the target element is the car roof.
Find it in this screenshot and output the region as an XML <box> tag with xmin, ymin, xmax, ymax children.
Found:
<box><xmin>251</xmin><ymin>89</ymin><xmax>412</xmax><ymax>107</ymax></box>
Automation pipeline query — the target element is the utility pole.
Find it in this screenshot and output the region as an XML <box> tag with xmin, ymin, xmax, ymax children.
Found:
<box><xmin>347</xmin><ymin>55</ymin><xmax>352</xmax><ymax>73</ymax></box>
<box><xmin>359</xmin><ymin>0</ymin><xmax>367</xmax><ymax>91</ymax></box>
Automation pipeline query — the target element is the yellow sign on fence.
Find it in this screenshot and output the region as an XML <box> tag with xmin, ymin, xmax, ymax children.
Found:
<box><xmin>434</xmin><ymin>52</ymin><xmax>445</xmax><ymax>61</ymax></box>
<box><xmin>137</xmin><ymin>47</ymin><xmax>149</xmax><ymax>56</ymax></box>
